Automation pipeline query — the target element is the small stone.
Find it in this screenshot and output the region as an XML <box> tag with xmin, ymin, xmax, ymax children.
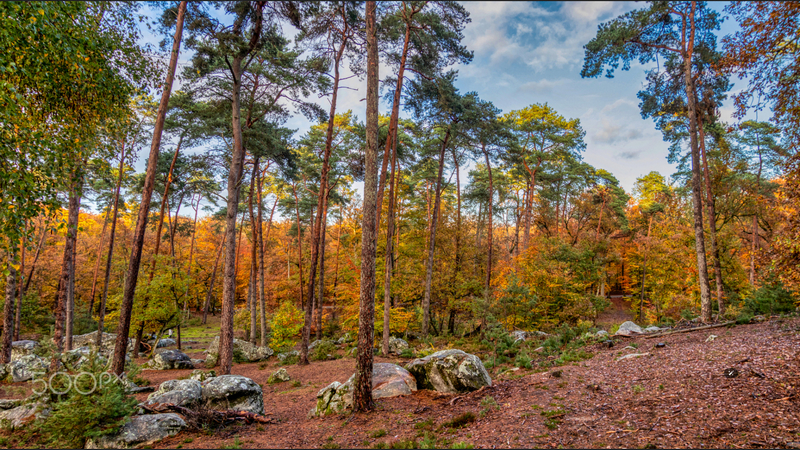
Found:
<box><xmin>723</xmin><ymin>368</ymin><xmax>739</xmax><ymax>378</ymax></box>
<box><xmin>655</xmin><ymin>342</ymin><xmax>666</xmax><ymax>348</ymax></box>
<box><xmin>533</xmin><ymin>346</ymin><xmax>545</xmax><ymax>353</ymax></box>
<box><xmin>268</xmin><ymin>368</ymin><xmax>291</xmax><ymax>384</ymax></box>
<box><xmin>705</xmin><ymin>334</ymin><xmax>717</xmax><ymax>343</ymax></box>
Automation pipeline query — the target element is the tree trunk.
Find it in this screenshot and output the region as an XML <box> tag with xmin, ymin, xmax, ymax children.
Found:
<box><xmin>699</xmin><ymin>122</ymin><xmax>724</xmax><ymax>316</ymax></box>
<box><xmin>14</xmin><ymin>223</ymin><xmax>26</xmax><ymax>341</ymax></box>
<box><xmin>258</xmin><ymin>180</ymin><xmax>276</xmax><ymax>346</ymax></box>
<box><xmin>1</xmin><ymin>253</ymin><xmax>17</xmax><ymax>363</ymax></box>
<box><xmin>97</xmin><ymin>143</ymin><xmax>126</xmax><ymax>348</ymax></box>
<box><xmin>219</xmin><ymin>55</ymin><xmax>249</xmax><ymax>375</ymax></box>
<box><xmin>354</xmin><ymin>0</ymin><xmax>378</xmax><ymax>413</ymax></box>
<box><xmin>53</xmin><ymin>172</ymin><xmax>82</xmax><ymax>360</ymax></box>
<box><xmin>66</xmin><ymin>226</ymin><xmax>78</xmax><ymax>351</ymax></box>
<box><xmin>23</xmin><ymin>216</ymin><xmax>51</xmax><ymax>296</ymax></box>
<box><xmin>682</xmin><ymin>1</ymin><xmax>712</xmax><ymax>322</ymax></box>
<box><xmin>317</xmin><ymin>190</ymin><xmax>329</xmax><ymax>341</ymax></box>
<box><xmin>184</xmin><ymin>193</ymin><xmax>201</xmax><ymax>315</ymax></box>
<box><xmin>421</xmin><ymin>130</ymin><xmax>450</xmax><ymax>337</ymax></box>
<box><xmin>382</xmin><ymin>135</ymin><xmax>399</xmax><ymax>355</ymax></box>
<box><xmin>247</xmin><ymin>159</ymin><xmax>259</xmax><ymax>344</ymax></box>
<box><xmin>291</xmin><ymin>183</ymin><xmax>305</xmax><ymax>308</ymax></box>
<box><xmin>203</xmin><ymin>239</ymin><xmax>225</xmax><ymax>325</ymax></box>
<box><xmin>111</xmin><ymin>0</ymin><xmax>186</xmax><ymax>375</ymax></box>
<box><xmin>483</xmin><ymin>145</ymin><xmax>493</xmax><ymax>295</ymax></box>
<box><xmin>88</xmin><ymin>204</ymin><xmax>111</xmax><ymax>316</ymax></box>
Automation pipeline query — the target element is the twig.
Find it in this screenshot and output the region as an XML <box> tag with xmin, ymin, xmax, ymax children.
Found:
<box><xmin>644</xmin><ymin>321</ymin><xmax>735</xmax><ymax>339</ymax></box>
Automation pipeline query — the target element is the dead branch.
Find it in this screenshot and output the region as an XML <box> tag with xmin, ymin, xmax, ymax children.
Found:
<box><xmin>644</xmin><ymin>321</ymin><xmax>735</xmax><ymax>339</ymax></box>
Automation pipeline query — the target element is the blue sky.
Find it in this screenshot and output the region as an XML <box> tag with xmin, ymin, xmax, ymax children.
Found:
<box><xmin>128</xmin><ymin>1</ymin><xmax>748</xmax><ymax>215</ymax></box>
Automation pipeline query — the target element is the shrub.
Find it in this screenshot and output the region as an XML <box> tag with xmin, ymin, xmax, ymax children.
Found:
<box><xmin>514</xmin><ymin>351</ymin><xmax>532</xmax><ymax>369</ymax></box>
<box><xmin>311</xmin><ymin>340</ymin><xmax>337</xmax><ymax>361</ymax></box>
<box><xmin>442</xmin><ymin>412</ymin><xmax>475</xmax><ymax>429</ymax></box>
<box><xmin>270</xmin><ymin>301</ymin><xmax>304</xmax><ymax>350</ymax></box>
<box><xmin>30</xmin><ymin>357</ymin><xmax>137</xmax><ymax>448</ymax></box>
<box><xmin>399</xmin><ymin>348</ymin><xmax>415</xmax><ymax>359</ymax></box>
<box><xmin>745</xmin><ymin>282</ymin><xmax>797</xmax><ymax>316</ymax></box>
<box><xmin>481</xmin><ymin>323</ymin><xmax>518</xmax><ymax>369</ymax></box>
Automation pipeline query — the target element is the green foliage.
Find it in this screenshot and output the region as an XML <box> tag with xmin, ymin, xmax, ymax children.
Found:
<box><xmin>442</xmin><ymin>412</ymin><xmax>475</xmax><ymax>429</ymax></box>
<box><xmin>399</xmin><ymin>348</ymin><xmax>416</xmax><ymax>359</ymax></box>
<box><xmin>514</xmin><ymin>351</ymin><xmax>533</xmax><ymax>369</ymax></box>
<box><xmin>480</xmin><ymin>323</ymin><xmax>518</xmax><ymax>369</ymax></box>
<box><xmin>311</xmin><ymin>340</ymin><xmax>338</xmax><ymax>361</ymax></box>
<box><xmin>270</xmin><ymin>301</ymin><xmax>304</xmax><ymax>350</ymax></box>
<box><xmin>479</xmin><ymin>396</ymin><xmax>500</xmax><ymax>417</ymax></box>
<box><xmin>744</xmin><ymin>282</ymin><xmax>797</xmax><ymax>316</ymax></box>
<box><xmin>30</xmin><ymin>357</ymin><xmax>137</xmax><ymax>448</ymax></box>
<box><xmin>370</xmin><ymin>429</ymin><xmax>388</xmax><ymax>438</ymax></box>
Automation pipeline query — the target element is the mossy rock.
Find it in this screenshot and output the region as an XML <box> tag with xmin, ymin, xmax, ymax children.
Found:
<box><xmin>404</xmin><ymin>349</ymin><xmax>491</xmax><ymax>394</ymax></box>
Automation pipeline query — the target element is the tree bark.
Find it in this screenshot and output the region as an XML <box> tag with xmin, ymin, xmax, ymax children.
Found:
<box><xmin>247</xmin><ymin>159</ymin><xmax>259</xmax><ymax>344</ymax></box>
<box><xmin>698</xmin><ymin>122</ymin><xmax>724</xmax><ymax>316</ymax></box>
<box><xmin>14</xmin><ymin>223</ymin><xmax>26</xmax><ymax>341</ymax></box>
<box><xmin>382</xmin><ymin>135</ymin><xmax>399</xmax><ymax>355</ymax></box>
<box><xmin>1</xmin><ymin>253</ymin><xmax>17</xmax><ymax>363</ymax></box>
<box><xmin>203</xmin><ymin>239</ymin><xmax>225</xmax><ymax>325</ymax></box>
<box><xmin>66</xmin><ymin>224</ymin><xmax>78</xmax><ymax>351</ymax></box>
<box><xmin>483</xmin><ymin>145</ymin><xmax>494</xmax><ymax>296</ymax></box>
<box><xmin>88</xmin><ymin>203</ymin><xmax>111</xmax><ymax>316</ymax></box>
<box><xmin>111</xmin><ymin>0</ymin><xmax>186</xmax><ymax>376</ymax></box>
<box><xmin>682</xmin><ymin>1</ymin><xmax>712</xmax><ymax>322</ymax></box>
<box><xmin>53</xmin><ymin>172</ymin><xmax>82</xmax><ymax>360</ymax></box>
<box><xmin>258</xmin><ymin>178</ymin><xmax>276</xmax><ymax>346</ymax></box>
<box><xmin>97</xmin><ymin>143</ymin><xmax>127</xmax><ymax>348</ymax></box>
<box><xmin>421</xmin><ymin>130</ymin><xmax>450</xmax><ymax>336</ymax></box>
<box><xmin>317</xmin><ymin>190</ymin><xmax>329</xmax><ymax>341</ymax></box>
<box><xmin>354</xmin><ymin>0</ymin><xmax>378</xmax><ymax>413</ymax></box>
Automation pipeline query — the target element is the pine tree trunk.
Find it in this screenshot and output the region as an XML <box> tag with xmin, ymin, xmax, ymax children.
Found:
<box><xmin>111</xmin><ymin>0</ymin><xmax>186</xmax><ymax>375</ymax></box>
<box><xmin>259</xmin><ymin>181</ymin><xmax>276</xmax><ymax>346</ymax></box>
<box><xmin>66</xmin><ymin>228</ymin><xmax>78</xmax><ymax>351</ymax></box>
<box><xmin>483</xmin><ymin>146</ymin><xmax>493</xmax><ymax>296</ymax></box>
<box><xmin>23</xmin><ymin>217</ymin><xmax>51</xmax><ymax>296</ymax></box>
<box><xmin>110</xmin><ymin>0</ymin><xmax>186</xmax><ymax>373</ymax></box>
<box><xmin>14</xmin><ymin>223</ymin><xmax>26</xmax><ymax>341</ymax></box>
<box><xmin>699</xmin><ymin>123</ymin><xmax>724</xmax><ymax>316</ymax></box>
<box><xmin>203</xmin><ymin>240</ymin><xmax>225</xmax><ymax>325</ymax></box>
<box><xmin>422</xmin><ymin>130</ymin><xmax>450</xmax><ymax>337</ymax></box>
<box><xmin>354</xmin><ymin>1</ymin><xmax>378</xmax><ymax>412</ymax></box>
<box><xmin>1</xmin><ymin>253</ymin><xmax>17</xmax><ymax>364</ymax></box>
<box><xmin>382</xmin><ymin>137</ymin><xmax>399</xmax><ymax>355</ymax></box>
<box><xmin>53</xmin><ymin>173</ymin><xmax>82</xmax><ymax>360</ymax></box>
<box><xmin>317</xmin><ymin>190</ymin><xmax>329</xmax><ymax>341</ymax></box>
<box><xmin>682</xmin><ymin>1</ymin><xmax>712</xmax><ymax>322</ymax></box>
<box><xmin>247</xmin><ymin>160</ymin><xmax>259</xmax><ymax>344</ymax></box>
<box><xmin>98</xmin><ymin>144</ymin><xmax>127</xmax><ymax>348</ymax></box>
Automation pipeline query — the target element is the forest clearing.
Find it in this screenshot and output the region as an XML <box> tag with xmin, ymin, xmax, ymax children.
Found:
<box><xmin>1</xmin><ymin>1</ymin><xmax>800</xmax><ymax>448</ymax></box>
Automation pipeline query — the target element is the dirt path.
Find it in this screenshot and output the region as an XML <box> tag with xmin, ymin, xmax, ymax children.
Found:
<box><xmin>596</xmin><ymin>296</ymin><xmax>635</xmax><ymax>329</ymax></box>
<box><xmin>143</xmin><ymin>318</ymin><xmax>800</xmax><ymax>449</ymax></box>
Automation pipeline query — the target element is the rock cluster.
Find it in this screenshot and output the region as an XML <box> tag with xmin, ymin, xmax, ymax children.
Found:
<box><xmin>204</xmin><ymin>336</ymin><xmax>273</xmax><ymax>367</ymax></box>
<box><xmin>404</xmin><ymin>349</ymin><xmax>492</xmax><ymax>394</ymax></box>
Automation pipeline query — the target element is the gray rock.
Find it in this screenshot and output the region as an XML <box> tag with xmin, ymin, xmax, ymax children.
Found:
<box><xmin>268</xmin><ymin>368</ymin><xmax>290</xmax><ymax>384</ymax></box>
<box><xmin>0</xmin><ymin>403</ymin><xmax>46</xmax><ymax>430</ymax></box>
<box><xmin>146</xmin><ymin>379</ymin><xmax>202</xmax><ymax>407</ymax></box>
<box><xmin>277</xmin><ymin>350</ymin><xmax>300</xmax><ymax>363</ymax></box>
<box><xmin>510</xmin><ymin>330</ymin><xmax>528</xmax><ymax>344</ymax></box>
<box><xmin>372</xmin><ymin>363</ymin><xmax>416</xmax><ymax>399</ymax></box>
<box><xmin>614</xmin><ymin>321</ymin><xmax>644</xmax><ymax>336</ymax></box>
<box><xmin>71</xmin><ymin>331</ymin><xmax>126</xmax><ymax>355</ymax></box>
<box><xmin>190</xmin><ymin>358</ymin><xmax>205</xmax><ymax>367</ymax></box>
<box><xmin>86</xmin><ymin>413</ymin><xmax>186</xmax><ymax>449</ymax></box>
<box><xmin>388</xmin><ymin>337</ymin><xmax>410</xmax><ymax>355</ymax></box>
<box><xmin>534</xmin><ymin>331</ymin><xmax>549</xmax><ymax>337</ymax></box>
<box><xmin>404</xmin><ymin>349</ymin><xmax>491</xmax><ymax>394</ymax></box>
<box><xmin>643</xmin><ymin>326</ymin><xmax>663</xmax><ymax>333</ymax></box>
<box><xmin>156</xmin><ymin>338</ymin><xmax>176</xmax><ymax>348</ymax></box>
<box><xmin>311</xmin><ymin>363</ymin><xmax>417</xmax><ymax>416</ymax></box>
<box><xmin>616</xmin><ymin>352</ymin><xmax>651</xmax><ymax>362</ymax></box>
<box><xmin>201</xmin><ymin>375</ymin><xmax>264</xmax><ymax>414</ymax></box>
<box><xmin>61</xmin><ymin>346</ymin><xmax>108</xmax><ymax>371</ymax></box>
<box><xmin>0</xmin><ymin>399</ymin><xmax>21</xmax><ymax>410</ymax></box>
<box><xmin>146</xmin><ymin>349</ymin><xmax>194</xmax><ymax>370</ymax></box>
<box><xmin>750</xmin><ymin>315</ymin><xmax>767</xmax><ymax>323</ymax></box>
<box><xmin>205</xmin><ymin>336</ymin><xmax>273</xmax><ymax>367</ymax></box>
<box><xmin>596</xmin><ymin>330</ymin><xmax>609</xmax><ymax>337</ymax></box>
<box><xmin>9</xmin><ymin>354</ymin><xmax>48</xmax><ymax>382</ymax></box>
<box><xmin>10</xmin><ymin>340</ymin><xmax>38</xmax><ymax>361</ymax></box>
<box><xmin>336</xmin><ymin>333</ymin><xmax>353</xmax><ymax>345</ymax></box>
<box><xmin>189</xmin><ymin>369</ymin><xmax>216</xmax><ymax>382</ymax></box>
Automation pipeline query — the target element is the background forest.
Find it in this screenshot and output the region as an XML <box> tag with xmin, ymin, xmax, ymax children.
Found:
<box><xmin>1</xmin><ymin>0</ymin><xmax>799</xmax><ymax>378</ymax></box>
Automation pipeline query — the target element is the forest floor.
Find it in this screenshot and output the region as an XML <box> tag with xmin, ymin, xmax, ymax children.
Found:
<box><xmin>2</xmin><ymin>316</ymin><xmax>799</xmax><ymax>448</ymax></box>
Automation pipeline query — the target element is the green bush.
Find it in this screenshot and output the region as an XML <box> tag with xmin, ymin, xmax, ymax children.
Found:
<box><xmin>399</xmin><ymin>348</ymin><xmax>415</xmax><ymax>359</ymax></box>
<box><xmin>311</xmin><ymin>340</ymin><xmax>337</xmax><ymax>361</ymax></box>
<box><xmin>514</xmin><ymin>351</ymin><xmax>532</xmax><ymax>369</ymax></box>
<box><xmin>481</xmin><ymin>323</ymin><xmax>518</xmax><ymax>369</ymax></box>
<box><xmin>30</xmin><ymin>356</ymin><xmax>137</xmax><ymax>448</ymax></box>
<box><xmin>745</xmin><ymin>282</ymin><xmax>797</xmax><ymax>316</ymax></box>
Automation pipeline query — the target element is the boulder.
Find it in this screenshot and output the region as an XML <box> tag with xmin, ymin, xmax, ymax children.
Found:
<box><xmin>510</xmin><ymin>331</ymin><xmax>527</xmax><ymax>344</ymax></box>
<box><xmin>277</xmin><ymin>350</ymin><xmax>299</xmax><ymax>363</ymax></box>
<box><xmin>71</xmin><ymin>331</ymin><xmax>124</xmax><ymax>355</ymax></box>
<box><xmin>10</xmin><ymin>340</ymin><xmax>38</xmax><ymax>361</ymax></box>
<box><xmin>0</xmin><ymin>399</ymin><xmax>21</xmax><ymax>411</ymax></box>
<box><xmin>0</xmin><ymin>403</ymin><xmax>47</xmax><ymax>430</ymax></box>
<box><xmin>405</xmin><ymin>349</ymin><xmax>491</xmax><ymax>394</ymax></box>
<box><xmin>61</xmin><ymin>346</ymin><xmax>108</xmax><ymax>371</ymax></box>
<box><xmin>311</xmin><ymin>363</ymin><xmax>416</xmax><ymax>416</ymax></box>
<box><xmin>9</xmin><ymin>354</ymin><xmax>48</xmax><ymax>382</ymax></box>
<box><xmin>189</xmin><ymin>369</ymin><xmax>216</xmax><ymax>382</ymax></box>
<box><xmin>205</xmin><ymin>336</ymin><xmax>273</xmax><ymax>367</ymax></box>
<box><xmin>614</xmin><ymin>321</ymin><xmax>644</xmax><ymax>336</ymax></box>
<box><xmin>268</xmin><ymin>368</ymin><xmax>291</xmax><ymax>384</ymax></box>
<box><xmin>156</xmin><ymin>338</ymin><xmax>176</xmax><ymax>348</ymax></box>
<box><xmin>86</xmin><ymin>413</ymin><xmax>186</xmax><ymax>449</ymax></box>
<box><xmin>146</xmin><ymin>379</ymin><xmax>202</xmax><ymax>407</ymax></box>
<box><xmin>145</xmin><ymin>349</ymin><xmax>194</xmax><ymax>370</ymax></box>
<box><xmin>388</xmin><ymin>337</ymin><xmax>409</xmax><ymax>355</ymax></box>
<box><xmin>371</xmin><ymin>363</ymin><xmax>416</xmax><ymax>399</ymax></box>
<box><xmin>201</xmin><ymin>375</ymin><xmax>264</xmax><ymax>414</ymax></box>
<box><xmin>596</xmin><ymin>330</ymin><xmax>609</xmax><ymax>337</ymax></box>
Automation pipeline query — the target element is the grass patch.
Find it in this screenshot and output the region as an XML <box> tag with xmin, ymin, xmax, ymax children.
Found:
<box><xmin>442</xmin><ymin>412</ymin><xmax>475</xmax><ymax>429</ymax></box>
<box><xmin>370</xmin><ymin>429</ymin><xmax>388</xmax><ymax>438</ymax></box>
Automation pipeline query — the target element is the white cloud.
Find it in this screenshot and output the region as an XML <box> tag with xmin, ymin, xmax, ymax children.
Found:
<box><xmin>517</xmin><ymin>78</ymin><xmax>568</xmax><ymax>93</ymax></box>
<box><xmin>593</xmin><ymin>118</ymin><xmax>644</xmax><ymax>144</ymax></box>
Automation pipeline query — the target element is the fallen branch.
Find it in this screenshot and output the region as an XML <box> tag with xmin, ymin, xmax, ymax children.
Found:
<box><xmin>644</xmin><ymin>321</ymin><xmax>735</xmax><ymax>339</ymax></box>
<box><xmin>140</xmin><ymin>403</ymin><xmax>276</xmax><ymax>427</ymax></box>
